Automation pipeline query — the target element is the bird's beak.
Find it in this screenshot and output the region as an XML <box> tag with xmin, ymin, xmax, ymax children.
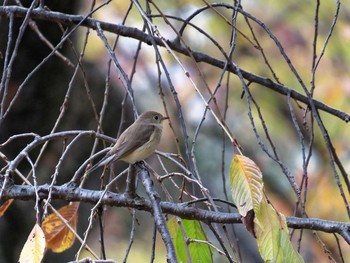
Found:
<box><xmin>161</xmin><ymin>116</ymin><xmax>169</xmax><ymax>121</ymax></box>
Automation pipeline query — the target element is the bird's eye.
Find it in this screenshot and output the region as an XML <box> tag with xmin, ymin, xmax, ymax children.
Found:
<box><xmin>154</xmin><ymin>115</ymin><xmax>159</xmax><ymax>120</ymax></box>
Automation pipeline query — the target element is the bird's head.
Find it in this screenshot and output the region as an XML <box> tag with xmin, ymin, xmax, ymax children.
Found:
<box><xmin>139</xmin><ymin>111</ymin><xmax>169</xmax><ymax>124</ymax></box>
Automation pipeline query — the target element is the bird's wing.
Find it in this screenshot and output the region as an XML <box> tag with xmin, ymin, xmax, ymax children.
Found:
<box><xmin>87</xmin><ymin>123</ymin><xmax>157</xmax><ymax>173</ymax></box>
<box><xmin>109</xmin><ymin>123</ymin><xmax>156</xmax><ymax>160</ymax></box>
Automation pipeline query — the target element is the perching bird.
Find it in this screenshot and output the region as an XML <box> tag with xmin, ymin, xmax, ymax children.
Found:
<box><xmin>88</xmin><ymin>111</ymin><xmax>168</xmax><ymax>173</ymax></box>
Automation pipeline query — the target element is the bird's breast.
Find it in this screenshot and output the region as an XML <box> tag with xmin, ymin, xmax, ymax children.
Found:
<box><xmin>120</xmin><ymin>126</ymin><xmax>162</xmax><ymax>163</ymax></box>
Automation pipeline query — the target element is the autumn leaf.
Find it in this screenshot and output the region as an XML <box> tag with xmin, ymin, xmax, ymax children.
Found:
<box><xmin>0</xmin><ymin>199</ymin><xmax>14</xmax><ymax>217</ymax></box>
<box><xmin>229</xmin><ymin>154</ymin><xmax>304</xmax><ymax>262</ymax></box>
<box><xmin>254</xmin><ymin>200</ymin><xmax>304</xmax><ymax>263</ymax></box>
<box><xmin>229</xmin><ymin>154</ymin><xmax>264</xmax><ymax>216</ymax></box>
<box><xmin>19</xmin><ymin>223</ymin><xmax>46</xmax><ymax>263</ymax></box>
<box><xmin>42</xmin><ymin>202</ymin><xmax>79</xmax><ymax>253</ymax></box>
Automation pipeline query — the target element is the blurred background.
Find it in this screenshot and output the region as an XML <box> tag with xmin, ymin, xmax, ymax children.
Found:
<box><xmin>0</xmin><ymin>0</ymin><xmax>349</xmax><ymax>262</ymax></box>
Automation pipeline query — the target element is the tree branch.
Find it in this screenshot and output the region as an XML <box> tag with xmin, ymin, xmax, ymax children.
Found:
<box><xmin>136</xmin><ymin>162</ymin><xmax>177</xmax><ymax>263</ymax></box>
<box><xmin>1</xmin><ymin>182</ymin><xmax>349</xmax><ymax>244</ymax></box>
<box><xmin>0</xmin><ymin>5</ymin><xmax>348</xmax><ymax>122</ymax></box>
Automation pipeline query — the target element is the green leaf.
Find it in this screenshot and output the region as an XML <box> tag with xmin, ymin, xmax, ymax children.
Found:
<box><xmin>254</xmin><ymin>199</ymin><xmax>304</xmax><ymax>263</ymax></box>
<box><xmin>229</xmin><ymin>154</ymin><xmax>264</xmax><ymax>216</ymax></box>
<box><xmin>229</xmin><ymin>154</ymin><xmax>304</xmax><ymax>262</ymax></box>
<box><xmin>168</xmin><ymin>217</ymin><xmax>212</xmax><ymax>263</ymax></box>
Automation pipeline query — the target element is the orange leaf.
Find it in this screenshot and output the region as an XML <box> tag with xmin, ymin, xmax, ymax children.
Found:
<box><xmin>0</xmin><ymin>199</ymin><xmax>14</xmax><ymax>217</ymax></box>
<box><xmin>42</xmin><ymin>202</ymin><xmax>79</xmax><ymax>253</ymax></box>
<box><xmin>19</xmin><ymin>223</ymin><xmax>46</xmax><ymax>263</ymax></box>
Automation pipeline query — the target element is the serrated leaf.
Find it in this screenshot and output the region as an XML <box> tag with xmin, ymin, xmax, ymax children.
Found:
<box><xmin>0</xmin><ymin>199</ymin><xmax>14</xmax><ymax>217</ymax></box>
<box><xmin>168</xmin><ymin>217</ymin><xmax>212</xmax><ymax>263</ymax></box>
<box><xmin>229</xmin><ymin>154</ymin><xmax>304</xmax><ymax>262</ymax></box>
<box><xmin>19</xmin><ymin>223</ymin><xmax>46</xmax><ymax>263</ymax></box>
<box><xmin>42</xmin><ymin>202</ymin><xmax>79</xmax><ymax>253</ymax></box>
<box><xmin>229</xmin><ymin>154</ymin><xmax>264</xmax><ymax>216</ymax></box>
<box><xmin>254</xmin><ymin>199</ymin><xmax>304</xmax><ymax>263</ymax></box>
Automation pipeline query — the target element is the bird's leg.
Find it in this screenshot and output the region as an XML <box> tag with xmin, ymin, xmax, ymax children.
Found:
<box><xmin>125</xmin><ymin>164</ymin><xmax>137</xmax><ymax>198</ymax></box>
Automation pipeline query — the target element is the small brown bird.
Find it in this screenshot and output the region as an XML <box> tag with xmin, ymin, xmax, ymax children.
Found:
<box><xmin>89</xmin><ymin>111</ymin><xmax>168</xmax><ymax>172</ymax></box>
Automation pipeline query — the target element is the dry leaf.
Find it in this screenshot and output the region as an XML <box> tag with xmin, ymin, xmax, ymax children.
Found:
<box><xmin>42</xmin><ymin>202</ymin><xmax>79</xmax><ymax>253</ymax></box>
<box><xmin>0</xmin><ymin>199</ymin><xmax>14</xmax><ymax>217</ymax></box>
<box><xmin>19</xmin><ymin>223</ymin><xmax>46</xmax><ymax>263</ymax></box>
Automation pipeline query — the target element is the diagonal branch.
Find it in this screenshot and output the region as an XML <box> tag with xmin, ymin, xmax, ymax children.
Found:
<box><xmin>0</xmin><ymin>6</ymin><xmax>348</xmax><ymax>122</ymax></box>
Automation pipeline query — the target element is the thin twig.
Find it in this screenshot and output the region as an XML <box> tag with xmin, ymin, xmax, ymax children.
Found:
<box><xmin>0</xmin><ymin>6</ymin><xmax>348</xmax><ymax>122</ymax></box>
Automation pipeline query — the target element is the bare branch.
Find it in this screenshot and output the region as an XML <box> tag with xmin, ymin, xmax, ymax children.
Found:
<box><xmin>136</xmin><ymin>162</ymin><xmax>177</xmax><ymax>263</ymax></box>
<box><xmin>1</xmin><ymin>182</ymin><xmax>349</xmax><ymax>244</ymax></box>
<box><xmin>0</xmin><ymin>6</ymin><xmax>348</xmax><ymax>122</ymax></box>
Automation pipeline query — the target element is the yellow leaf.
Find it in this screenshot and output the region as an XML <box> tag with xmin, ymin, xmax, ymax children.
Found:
<box><xmin>19</xmin><ymin>223</ymin><xmax>46</xmax><ymax>263</ymax></box>
<box><xmin>42</xmin><ymin>202</ymin><xmax>79</xmax><ymax>253</ymax></box>
<box><xmin>229</xmin><ymin>154</ymin><xmax>304</xmax><ymax>262</ymax></box>
<box><xmin>254</xmin><ymin>199</ymin><xmax>304</xmax><ymax>263</ymax></box>
<box><xmin>0</xmin><ymin>199</ymin><xmax>14</xmax><ymax>217</ymax></box>
<box><xmin>229</xmin><ymin>154</ymin><xmax>264</xmax><ymax>216</ymax></box>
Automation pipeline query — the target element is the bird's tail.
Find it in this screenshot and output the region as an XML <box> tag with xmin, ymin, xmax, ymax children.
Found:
<box><xmin>87</xmin><ymin>154</ymin><xmax>115</xmax><ymax>174</ymax></box>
